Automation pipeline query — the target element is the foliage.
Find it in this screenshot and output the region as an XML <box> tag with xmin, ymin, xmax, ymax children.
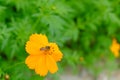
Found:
<box><xmin>0</xmin><ymin>0</ymin><xmax>120</xmax><ymax>80</ymax></box>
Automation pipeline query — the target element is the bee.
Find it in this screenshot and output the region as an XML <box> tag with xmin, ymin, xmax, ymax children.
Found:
<box><xmin>40</xmin><ymin>46</ymin><xmax>50</xmax><ymax>51</ymax></box>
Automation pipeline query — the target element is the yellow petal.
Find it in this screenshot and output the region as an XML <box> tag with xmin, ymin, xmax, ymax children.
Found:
<box><xmin>48</xmin><ymin>43</ymin><xmax>63</xmax><ymax>62</ymax></box>
<box><xmin>30</xmin><ymin>34</ymin><xmax>48</xmax><ymax>44</ymax></box>
<box><xmin>46</xmin><ymin>55</ymin><xmax>58</xmax><ymax>74</ymax></box>
<box><xmin>35</xmin><ymin>55</ymin><xmax>48</xmax><ymax>76</ymax></box>
<box><xmin>114</xmin><ymin>51</ymin><xmax>119</xmax><ymax>57</ymax></box>
<box><xmin>25</xmin><ymin>41</ymin><xmax>42</xmax><ymax>55</ymax></box>
<box><xmin>25</xmin><ymin>55</ymin><xmax>40</xmax><ymax>69</ymax></box>
<box><xmin>51</xmin><ymin>50</ymin><xmax>63</xmax><ymax>62</ymax></box>
<box><xmin>26</xmin><ymin>34</ymin><xmax>49</xmax><ymax>55</ymax></box>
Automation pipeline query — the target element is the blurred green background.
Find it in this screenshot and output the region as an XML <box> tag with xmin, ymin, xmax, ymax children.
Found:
<box><xmin>0</xmin><ymin>0</ymin><xmax>120</xmax><ymax>80</ymax></box>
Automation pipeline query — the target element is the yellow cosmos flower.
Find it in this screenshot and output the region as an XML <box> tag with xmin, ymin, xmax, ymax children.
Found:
<box><xmin>110</xmin><ymin>38</ymin><xmax>120</xmax><ymax>57</ymax></box>
<box><xmin>25</xmin><ymin>34</ymin><xmax>63</xmax><ymax>76</ymax></box>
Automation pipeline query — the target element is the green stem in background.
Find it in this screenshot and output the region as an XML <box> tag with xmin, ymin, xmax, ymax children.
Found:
<box><xmin>4</xmin><ymin>61</ymin><xmax>24</xmax><ymax>71</ymax></box>
<box><xmin>30</xmin><ymin>16</ymin><xmax>41</xmax><ymax>32</ymax></box>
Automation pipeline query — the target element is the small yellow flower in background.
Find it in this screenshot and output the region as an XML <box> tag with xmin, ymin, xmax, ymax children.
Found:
<box><xmin>5</xmin><ymin>74</ymin><xmax>10</xmax><ymax>80</ymax></box>
<box><xmin>51</xmin><ymin>6</ymin><xmax>56</xmax><ymax>10</ymax></box>
<box><xmin>80</xmin><ymin>57</ymin><xmax>84</xmax><ymax>62</ymax></box>
<box><xmin>25</xmin><ymin>33</ymin><xmax>63</xmax><ymax>76</ymax></box>
<box><xmin>110</xmin><ymin>38</ymin><xmax>120</xmax><ymax>57</ymax></box>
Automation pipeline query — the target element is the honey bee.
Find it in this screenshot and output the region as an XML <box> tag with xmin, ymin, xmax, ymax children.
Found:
<box><xmin>40</xmin><ymin>46</ymin><xmax>50</xmax><ymax>51</ymax></box>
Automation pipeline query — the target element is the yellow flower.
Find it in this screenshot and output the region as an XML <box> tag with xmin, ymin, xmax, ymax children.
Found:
<box><xmin>110</xmin><ymin>38</ymin><xmax>120</xmax><ymax>57</ymax></box>
<box><xmin>80</xmin><ymin>57</ymin><xmax>84</xmax><ymax>62</ymax></box>
<box><xmin>25</xmin><ymin>34</ymin><xmax>63</xmax><ymax>76</ymax></box>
